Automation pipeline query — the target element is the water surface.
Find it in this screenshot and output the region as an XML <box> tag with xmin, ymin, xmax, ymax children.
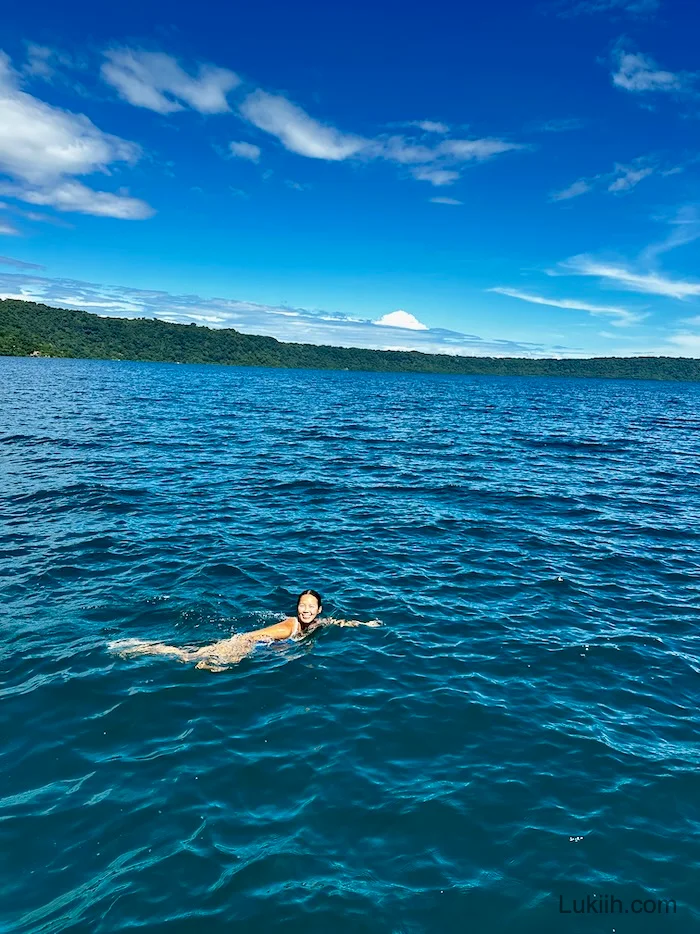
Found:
<box><xmin>2</xmin><ymin>357</ymin><xmax>699</xmax><ymax>933</ymax></box>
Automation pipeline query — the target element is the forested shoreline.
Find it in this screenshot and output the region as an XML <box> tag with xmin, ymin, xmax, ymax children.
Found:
<box><xmin>2</xmin><ymin>297</ymin><xmax>699</xmax><ymax>382</ymax></box>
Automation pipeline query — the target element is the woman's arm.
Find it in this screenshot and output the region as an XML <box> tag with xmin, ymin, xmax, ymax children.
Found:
<box><xmin>318</xmin><ymin>617</ymin><xmax>382</xmax><ymax>628</ymax></box>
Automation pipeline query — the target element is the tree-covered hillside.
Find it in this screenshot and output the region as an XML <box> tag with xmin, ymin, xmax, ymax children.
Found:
<box><xmin>1</xmin><ymin>297</ymin><xmax>699</xmax><ymax>381</ymax></box>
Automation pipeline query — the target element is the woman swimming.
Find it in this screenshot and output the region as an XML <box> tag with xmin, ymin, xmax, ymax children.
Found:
<box><xmin>108</xmin><ymin>589</ymin><xmax>380</xmax><ymax>671</ymax></box>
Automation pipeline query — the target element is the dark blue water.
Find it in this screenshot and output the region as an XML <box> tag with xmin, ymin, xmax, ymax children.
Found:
<box><xmin>2</xmin><ymin>356</ymin><xmax>700</xmax><ymax>934</ymax></box>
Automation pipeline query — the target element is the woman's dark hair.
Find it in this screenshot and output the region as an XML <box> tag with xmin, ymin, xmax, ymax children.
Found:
<box><xmin>296</xmin><ymin>590</ymin><xmax>323</xmax><ymax>614</ymax></box>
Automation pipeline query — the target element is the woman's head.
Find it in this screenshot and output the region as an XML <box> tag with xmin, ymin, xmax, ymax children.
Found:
<box><xmin>296</xmin><ymin>589</ymin><xmax>322</xmax><ymax>627</ymax></box>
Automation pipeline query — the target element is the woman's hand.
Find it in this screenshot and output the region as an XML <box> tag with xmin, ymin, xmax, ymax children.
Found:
<box><xmin>335</xmin><ymin>618</ymin><xmax>382</xmax><ymax>628</ymax></box>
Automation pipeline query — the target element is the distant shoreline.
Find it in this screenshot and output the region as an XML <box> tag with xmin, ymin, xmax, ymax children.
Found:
<box><xmin>2</xmin><ymin>297</ymin><xmax>699</xmax><ymax>382</ymax></box>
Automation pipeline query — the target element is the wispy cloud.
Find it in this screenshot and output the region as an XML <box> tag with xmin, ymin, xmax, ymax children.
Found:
<box><xmin>228</xmin><ymin>141</ymin><xmax>261</xmax><ymax>162</ymax></box>
<box><xmin>0</xmin><ymin>270</ymin><xmax>562</xmax><ymax>357</ymax></box>
<box><xmin>0</xmin><ymin>181</ymin><xmax>153</xmax><ymax>220</ymax></box>
<box><xmin>0</xmin><ymin>219</ymin><xmax>20</xmax><ymax>235</ymax></box>
<box><xmin>607</xmin><ymin>162</ymin><xmax>655</xmax><ymax>191</ymax></box>
<box><xmin>489</xmin><ymin>286</ymin><xmax>646</xmax><ymax>326</ymax></box>
<box><xmin>611</xmin><ymin>46</ymin><xmax>696</xmax><ymax>95</ymax></box>
<box><xmin>557</xmin><ymin>255</ymin><xmax>700</xmax><ymax>299</ymax></box>
<box><xmin>528</xmin><ymin>117</ymin><xmax>585</xmax><ymax>133</ymax></box>
<box><xmin>550</xmin><ymin>155</ymin><xmax>680</xmax><ymax>201</ymax></box>
<box><xmin>0</xmin><ymin>50</ymin><xmax>153</xmax><ymax>220</ymax></box>
<box><xmin>414</xmin><ymin>120</ymin><xmax>449</xmax><ymax>133</ymax></box>
<box><xmin>665</xmin><ymin>332</ymin><xmax>700</xmax><ymax>354</ymax></box>
<box><xmin>410</xmin><ymin>167</ymin><xmax>460</xmax><ymax>186</ymax></box>
<box><xmin>430</xmin><ymin>197</ymin><xmax>463</xmax><ymax>205</ymax></box>
<box><xmin>0</xmin><ymin>254</ymin><xmax>44</xmax><ymax>269</ymax></box>
<box><xmin>238</xmin><ymin>88</ymin><xmax>524</xmax><ymax>185</ymax></box>
<box><xmin>551</xmin><ymin>179</ymin><xmax>594</xmax><ymax>201</ymax></box>
<box><xmin>556</xmin><ymin>0</ymin><xmax>659</xmax><ymax>16</ymax></box>
<box><xmin>641</xmin><ymin>205</ymin><xmax>700</xmax><ymax>262</ymax></box>
<box><xmin>239</xmin><ymin>90</ymin><xmax>367</xmax><ymax>160</ymax></box>
<box><xmin>101</xmin><ymin>49</ymin><xmax>240</xmax><ymax>114</ymax></box>
<box><xmin>53</xmin><ymin>46</ymin><xmax>525</xmax><ymax>191</ymax></box>
<box><xmin>21</xmin><ymin>43</ymin><xmax>78</xmax><ymax>82</ymax></box>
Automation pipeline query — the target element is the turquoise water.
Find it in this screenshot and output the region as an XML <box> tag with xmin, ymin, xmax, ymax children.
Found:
<box><xmin>2</xmin><ymin>356</ymin><xmax>700</xmax><ymax>933</ymax></box>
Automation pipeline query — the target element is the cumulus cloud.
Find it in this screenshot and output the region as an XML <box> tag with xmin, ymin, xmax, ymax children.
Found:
<box><xmin>557</xmin><ymin>254</ymin><xmax>700</xmax><ymax>299</ymax></box>
<box><xmin>229</xmin><ymin>141</ymin><xmax>261</xmax><ymax>162</ymax></box>
<box><xmin>489</xmin><ymin>286</ymin><xmax>646</xmax><ymax>326</ymax></box>
<box><xmin>611</xmin><ymin>47</ymin><xmax>695</xmax><ymax>94</ymax></box>
<box><xmin>372</xmin><ymin>310</ymin><xmax>429</xmax><ymax>330</ymax></box>
<box><xmin>101</xmin><ymin>49</ymin><xmax>240</xmax><ymax>114</ymax></box>
<box><xmin>0</xmin><ymin>50</ymin><xmax>153</xmax><ymax>220</ymax></box>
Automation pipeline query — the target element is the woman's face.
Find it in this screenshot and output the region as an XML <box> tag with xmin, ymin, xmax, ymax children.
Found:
<box><xmin>297</xmin><ymin>594</ymin><xmax>320</xmax><ymax>625</ymax></box>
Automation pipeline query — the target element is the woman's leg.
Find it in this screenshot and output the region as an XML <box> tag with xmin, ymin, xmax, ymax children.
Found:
<box><xmin>108</xmin><ymin>632</ymin><xmax>267</xmax><ymax>667</ymax></box>
<box><xmin>108</xmin><ymin>638</ymin><xmax>202</xmax><ymax>662</ymax></box>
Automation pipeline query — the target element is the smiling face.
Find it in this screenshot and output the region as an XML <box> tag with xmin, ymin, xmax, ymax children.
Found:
<box><xmin>297</xmin><ymin>593</ymin><xmax>321</xmax><ymax>627</ymax></box>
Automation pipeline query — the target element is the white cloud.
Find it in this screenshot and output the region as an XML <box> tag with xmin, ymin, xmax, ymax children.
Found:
<box><xmin>430</xmin><ymin>197</ymin><xmax>463</xmax><ymax>205</ymax></box>
<box><xmin>558</xmin><ymin>255</ymin><xmax>700</xmax><ymax>299</ymax></box>
<box><xmin>101</xmin><ymin>49</ymin><xmax>240</xmax><ymax>114</ymax></box>
<box><xmin>416</xmin><ymin>120</ymin><xmax>449</xmax><ymax>133</ymax></box>
<box><xmin>551</xmin><ymin>179</ymin><xmax>593</xmax><ymax>201</ymax></box>
<box><xmin>239</xmin><ymin>89</ymin><xmax>367</xmax><ymax>160</ymax></box>
<box><xmin>0</xmin><ymin>51</ymin><xmax>153</xmax><ymax>220</ymax></box>
<box><xmin>490</xmin><ymin>287</ymin><xmax>645</xmax><ymax>326</ymax></box>
<box><xmin>411</xmin><ymin>166</ymin><xmax>460</xmax><ymax>186</ymax></box>
<box><xmin>551</xmin><ymin>155</ymin><xmax>676</xmax><ymax>202</ymax></box>
<box><xmin>641</xmin><ymin>205</ymin><xmax>700</xmax><ymax>262</ymax></box>
<box><xmin>560</xmin><ymin>0</ymin><xmax>659</xmax><ymax>15</ymax></box>
<box><xmin>437</xmin><ymin>138</ymin><xmax>521</xmax><ymax>160</ymax></box>
<box><xmin>0</xmin><ymin>254</ymin><xmax>44</xmax><ymax>268</ymax></box>
<box><xmin>373</xmin><ymin>310</ymin><xmax>428</xmax><ymax>330</ymax></box>
<box><xmin>229</xmin><ymin>141</ymin><xmax>261</xmax><ymax>162</ymax></box>
<box><xmin>23</xmin><ymin>44</ymin><xmax>57</xmax><ymax>79</ymax></box>
<box><xmin>0</xmin><ymin>53</ymin><xmax>139</xmax><ymax>184</ymax></box>
<box><xmin>612</xmin><ymin>48</ymin><xmax>694</xmax><ymax>94</ymax></box>
<box><xmin>529</xmin><ymin>117</ymin><xmax>585</xmax><ymax>133</ymax></box>
<box><xmin>607</xmin><ymin>163</ymin><xmax>654</xmax><ymax>191</ymax></box>
<box><xmin>0</xmin><ymin>181</ymin><xmax>153</xmax><ymax>219</ymax></box>
<box><xmin>0</xmin><ymin>219</ymin><xmax>19</xmax><ymax>235</ymax></box>
<box><xmin>665</xmin><ymin>332</ymin><xmax>700</xmax><ymax>354</ymax></box>
<box><xmin>239</xmin><ymin>89</ymin><xmax>523</xmax><ymax>186</ymax></box>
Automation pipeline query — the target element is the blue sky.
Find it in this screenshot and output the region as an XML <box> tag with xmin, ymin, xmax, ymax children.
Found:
<box><xmin>1</xmin><ymin>0</ymin><xmax>700</xmax><ymax>357</ymax></box>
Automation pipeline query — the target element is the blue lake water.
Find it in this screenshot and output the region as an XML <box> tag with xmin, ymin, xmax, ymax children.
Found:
<box><xmin>2</xmin><ymin>356</ymin><xmax>700</xmax><ymax>934</ymax></box>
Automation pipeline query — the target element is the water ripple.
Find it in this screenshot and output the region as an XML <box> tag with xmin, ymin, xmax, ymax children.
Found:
<box><xmin>1</xmin><ymin>359</ymin><xmax>699</xmax><ymax>931</ymax></box>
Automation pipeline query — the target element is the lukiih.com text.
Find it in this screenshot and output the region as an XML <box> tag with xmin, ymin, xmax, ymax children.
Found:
<box><xmin>559</xmin><ymin>894</ymin><xmax>676</xmax><ymax>915</ymax></box>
